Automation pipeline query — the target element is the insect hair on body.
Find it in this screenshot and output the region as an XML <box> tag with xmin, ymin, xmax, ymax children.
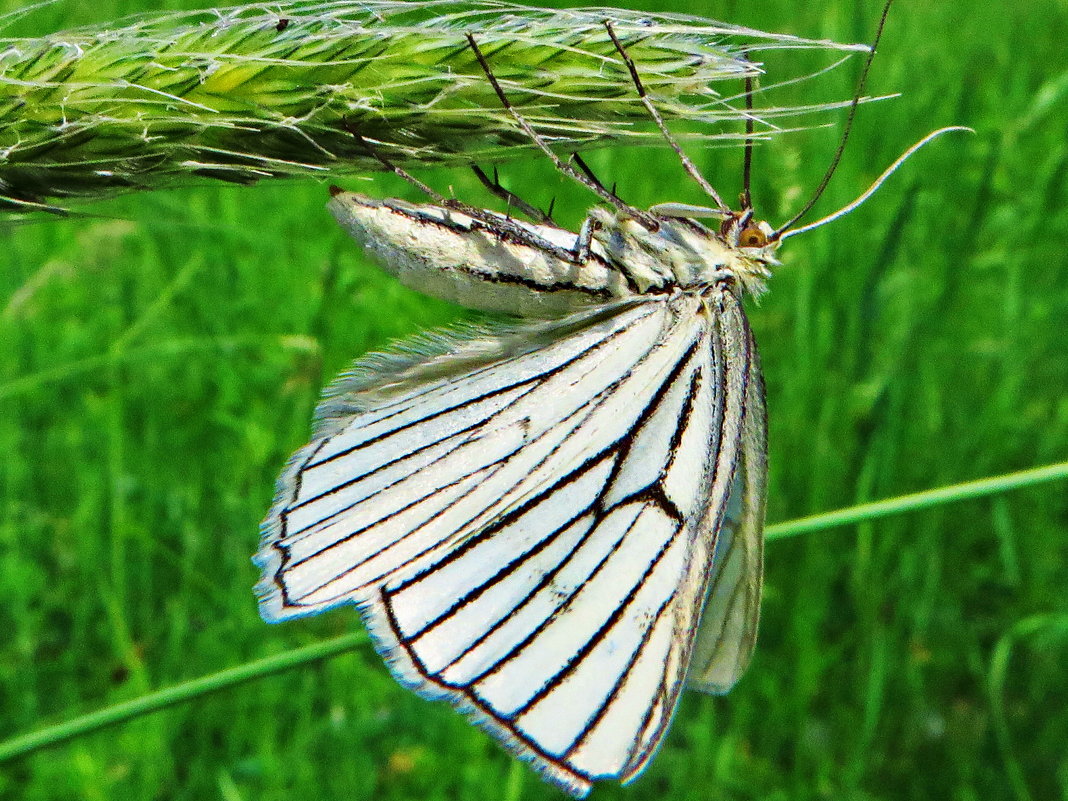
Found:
<box><xmin>255</xmin><ymin>4</ymin><xmax>966</xmax><ymax>796</ymax></box>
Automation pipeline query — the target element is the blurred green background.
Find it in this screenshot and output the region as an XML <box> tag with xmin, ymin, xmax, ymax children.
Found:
<box><xmin>1</xmin><ymin>1</ymin><xmax>1065</xmax><ymax>800</ymax></box>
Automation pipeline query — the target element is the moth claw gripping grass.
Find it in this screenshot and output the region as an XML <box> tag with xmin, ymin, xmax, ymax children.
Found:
<box><xmin>254</xmin><ymin>4</ymin><xmax>960</xmax><ymax>795</ymax></box>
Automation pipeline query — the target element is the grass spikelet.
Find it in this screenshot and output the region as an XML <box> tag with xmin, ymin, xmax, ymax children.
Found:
<box><xmin>0</xmin><ymin>0</ymin><xmax>864</xmax><ymax>213</ymax></box>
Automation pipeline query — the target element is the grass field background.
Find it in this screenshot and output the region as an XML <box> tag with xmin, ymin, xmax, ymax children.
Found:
<box><xmin>1</xmin><ymin>1</ymin><xmax>1066</xmax><ymax>800</ymax></box>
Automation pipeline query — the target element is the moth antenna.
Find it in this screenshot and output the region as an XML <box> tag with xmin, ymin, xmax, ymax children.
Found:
<box><xmin>604</xmin><ymin>20</ymin><xmax>731</xmax><ymax>213</ymax></box>
<box><xmin>777</xmin><ymin>126</ymin><xmax>973</xmax><ymax>241</ymax></box>
<box><xmin>775</xmin><ymin>0</ymin><xmax>893</xmax><ymax>235</ymax></box>
<box><xmin>740</xmin><ymin>51</ymin><xmax>755</xmax><ymax>211</ymax></box>
<box><xmin>466</xmin><ymin>32</ymin><xmax>659</xmax><ymax>230</ymax></box>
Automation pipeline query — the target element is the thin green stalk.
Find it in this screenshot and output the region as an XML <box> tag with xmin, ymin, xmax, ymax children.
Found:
<box><xmin>0</xmin><ymin>633</ymin><xmax>366</xmax><ymax>762</ymax></box>
<box><xmin>764</xmin><ymin>461</ymin><xmax>1068</xmax><ymax>541</ymax></box>
<box><xmin>1</xmin><ymin>460</ymin><xmax>1063</xmax><ymax>764</ymax></box>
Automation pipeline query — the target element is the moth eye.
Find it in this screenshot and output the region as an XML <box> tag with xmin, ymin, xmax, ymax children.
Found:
<box><xmin>739</xmin><ymin>225</ymin><xmax>768</xmax><ymax>248</ymax></box>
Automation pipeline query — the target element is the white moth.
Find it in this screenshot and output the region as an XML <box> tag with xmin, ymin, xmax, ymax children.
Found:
<box><xmin>256</xmin><ymin>191</ymin><xmax>774</xmax><ymax>795</ymax></box>
<box><xmin>252</xmin><ymin>11</ymin><xmax>962</xmax><ymax>792</ymax></box>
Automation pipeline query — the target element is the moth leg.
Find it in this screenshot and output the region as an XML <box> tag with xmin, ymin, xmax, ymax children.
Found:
<box><xmin>465</xmin><ymin>32</ymin><xmax>660</xmax><ymax>232</ymax></box>
<box><xmin>603</xmin><ymin>20</ymin><xmax>731</xmax><ymax>214</ymax></box>
<box><xmin>344</xmin><ymin>123</ymin><xmax>584</xmax><ymax>264</ymax></box>
<box><xmin>573</xmin><ymin>216</ymin><xmax>597</xmax><ymax>262</ymax></box>
<box><xmin>471</xmin><ymin>164</ymin><xmax>554</xmax><ymax>225</ymax></box>
<box><xmin>474</xmin><ymin>152</ymin><xmax>612</xmax><ymax>260</ymax></box>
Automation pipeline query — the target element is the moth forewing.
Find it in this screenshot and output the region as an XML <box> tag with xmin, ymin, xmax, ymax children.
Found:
<box><xmin>257</xmin><ymin>281</ymin><xmax>756</xmax><ymax>795</ymax></box>
<box><xmin>258</xmin><ymin>295</ymin><xmax>701</xmax><ymax>614</ymax></box>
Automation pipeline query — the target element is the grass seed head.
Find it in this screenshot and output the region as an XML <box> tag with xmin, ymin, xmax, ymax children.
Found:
<box><xmin>0</xmin><ymin>0</ymin><xmax>866</xmax><ymax>213</ymax></box>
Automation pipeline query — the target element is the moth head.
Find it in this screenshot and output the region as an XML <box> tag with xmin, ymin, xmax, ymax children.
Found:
<box><xmin>718</xmin><ymin>209</ymin><xmax>779</xmax><ymax>254</ymax></box>
<box><xmin>715</xmin><ymin>209</ymin><xmax>779</xmax><ymax>296</ymax></box>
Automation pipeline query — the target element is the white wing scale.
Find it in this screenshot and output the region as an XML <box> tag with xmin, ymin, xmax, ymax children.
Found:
<box><xmin>256</xmin><ymin>286</ymin><xmax>759</xmax><ymax>796</ymax></box>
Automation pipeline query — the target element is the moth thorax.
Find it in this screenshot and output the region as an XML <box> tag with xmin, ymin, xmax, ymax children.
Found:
<box><xmin>591</xmin><ymin>207</ymin><xmax>775</xmax><ymax>296</ymax></box>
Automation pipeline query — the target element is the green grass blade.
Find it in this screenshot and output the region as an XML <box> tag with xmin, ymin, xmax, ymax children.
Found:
<box><xmin>2</xmin><ymin>461</ymin><xmax>1063</xmax><ymax>764</ymax></box>
<box><xmin>0</xmin><ymin>633</ymin><xmax>365</xmax><ymax>762</ymax></box>
<box><xmin>987</xmin><ymin>614</ymin><xmax>1068</xmax><ymax>801</ymax></box>
<box><xmin>765</xmin><ymin>461</ymin><xmax>1068</xmax><ymax>541</ymax></box>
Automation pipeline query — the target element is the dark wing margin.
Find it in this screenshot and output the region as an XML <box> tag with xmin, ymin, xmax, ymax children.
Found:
<box><xmin>255</xmin><ymin>286</ymin><xmax>754</xmax><ymax>797</ymax></box>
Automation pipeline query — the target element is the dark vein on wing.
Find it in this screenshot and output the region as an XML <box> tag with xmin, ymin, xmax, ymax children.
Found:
<box><xmin>302</xmin><ymin>317</ymin><xmax>626</xmax><ymax>471</ymax></box>
<box><xmin>624</xmin><ymin>671</ymin><xmax>670</xmax><ymax>776</ymax></box>
<box><xmin>400</xmin><ymin>333</ymin><xmax>702</xmax><ymax>639</ymax></box>
<box><xmin>286</xmin><ymin>376</ymin><xmax>622</xmax><ymax>594</ymax></box>
<box><xmin>276</xmin><ymin>310</ymin><xmax>655</xmax><ymax>563</ymax></box>
<box><xmin>413</xmin><ymin>337</ymin><xmax>701</xmax><ymax>689</ymax></box>
<box><xmin>562</xmin><ymin>590</ymin><xmax>676</xmax><ymax>760</ymax></box>
<box><xmin>287</xmin><ymin>310</ymin><xmax>690</xmax><ymax>593</ymax></box>
<box><xmin>285</xmin><ymin>408</ymin><xmax>516</xmax><ymax>537</ymax></box>
<box><xmin>506</xmin><ymin>495</ymin><xmax>683</xmax><ymax>719</ymax></box>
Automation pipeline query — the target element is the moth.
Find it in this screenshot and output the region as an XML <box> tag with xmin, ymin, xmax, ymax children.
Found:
<box><xmin>258</xmin><ymin>187</ymin><xmax>772</xmax><ymax>794</ymax></box>
<box><xmin>253</xmin><ymin>10</ymin><xmax>960</xmax><ymax>796</ymax></box>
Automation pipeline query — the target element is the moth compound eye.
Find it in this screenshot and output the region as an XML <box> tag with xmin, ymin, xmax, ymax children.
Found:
<box><xmin>739</xmin><ymin>225</ymin><xmax>768</xmax><ymax>248</ymax></box>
